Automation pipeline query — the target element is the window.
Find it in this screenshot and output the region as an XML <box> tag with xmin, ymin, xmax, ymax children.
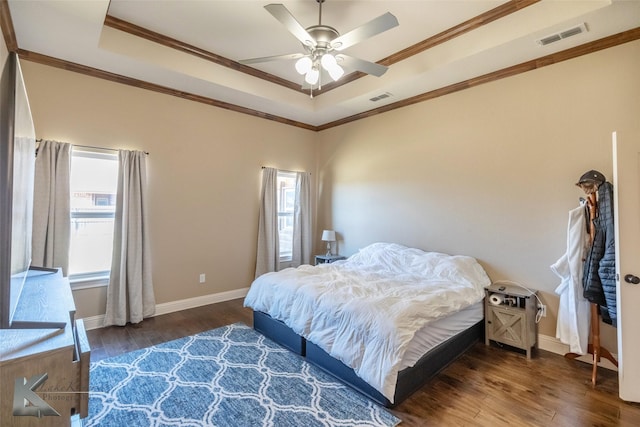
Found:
<box><xmin>277</xmin><ymin>171</ymin><xmax>296</xmax><ymax>262</ymax></box>
<box><xmin>68</xmin><ymin>149</ymin><xmax>118</xmax><ymax>283</ymax></box>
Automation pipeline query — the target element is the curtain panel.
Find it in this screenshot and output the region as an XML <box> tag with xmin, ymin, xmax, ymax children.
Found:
<box><xmin>104</xmin><ymin>150</ymin><xmax>155</xmax><ymax>326</ymax></box>
<box><xmin>255</xmin><ymin>167</ymin><xmax>279</xmax><ymax>278</ymax></box>
<box><xmin>292</xmin><ymin>171</ymin><xmax>312</xmax><ymax>266</ymax></box>
<box><xmin>32</xmin><ymin>140</ymin><xmax>71</xmax><ymax>275</ymax></box>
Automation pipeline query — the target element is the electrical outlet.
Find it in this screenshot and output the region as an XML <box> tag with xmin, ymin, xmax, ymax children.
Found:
<box><xmin>539</xmin><ymin>304</ymin><xmax>546</xmax><ymax>317</ymax></box>
<box><xmin>199</xmin><ymin>273</ymin><xmax>206</xmax><ymax>284</ymax></box>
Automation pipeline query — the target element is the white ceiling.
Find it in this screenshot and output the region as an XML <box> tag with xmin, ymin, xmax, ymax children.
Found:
<box><xmin>7</xmin><ymin>0</ymin><xmax>640</xmax><ymax>128</ymax></box>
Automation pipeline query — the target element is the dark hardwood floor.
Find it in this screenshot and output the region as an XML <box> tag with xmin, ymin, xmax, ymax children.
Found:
<box><xmin>87</xmin><ymin>299</ymin><xmax>640</xmax><ymax>426</ymax></box>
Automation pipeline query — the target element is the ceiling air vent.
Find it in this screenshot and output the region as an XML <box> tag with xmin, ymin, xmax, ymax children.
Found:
<box><xmin>536</xmin><ymin>23</ymin><xmax>588</xmax><ymax>46</ymax></box>
<box><xmin>370</xmin><ymin>92</ymin><xmax>393</xmax><ymax>102</ymax></box>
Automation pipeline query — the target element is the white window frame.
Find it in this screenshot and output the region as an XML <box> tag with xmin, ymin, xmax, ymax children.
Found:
<box><xmin>277</xmin><ymin>171</ymin><xmax>296</xmax><ymax>265</ymax></box>
<box><xmin>68</xmin><ymin>148</ymin><xmax>118</xmax><ymax>290</ymax></box>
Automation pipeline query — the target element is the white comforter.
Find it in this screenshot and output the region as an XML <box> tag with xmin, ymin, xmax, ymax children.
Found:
<box><xmin>244</xmin><ymin>242</ymin><xmax>490</xmax><ymax>402</ymax></box>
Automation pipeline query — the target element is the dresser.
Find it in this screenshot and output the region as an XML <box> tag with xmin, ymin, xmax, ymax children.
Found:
<box><xmin>0</xmin><ymin>269</ymin><xmax>90</xmax><ymax>426</ymax></box>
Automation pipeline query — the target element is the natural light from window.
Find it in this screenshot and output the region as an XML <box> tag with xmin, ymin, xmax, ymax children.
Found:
<box><xmin>277</xmin><ymin>172</ymin><xmax>296</xmax><ymax>262</ymax></box>
<box><xmin>69</xmin><ymin>149</ymin><xmax>118</xmax><ymax>280</ymax></box>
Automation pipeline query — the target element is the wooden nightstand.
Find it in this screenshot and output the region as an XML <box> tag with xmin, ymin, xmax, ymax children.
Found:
<box><xmin>315</xmin><ymin>255</ymin><xmax>346</xmax><ymax>265</ymax></box>
<box><xmin>485</xmin><ymin>283</ymin><xmax>538</xmax><ymax>358</ymax></box>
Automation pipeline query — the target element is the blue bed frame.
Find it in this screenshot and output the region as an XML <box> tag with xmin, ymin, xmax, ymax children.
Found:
<box><xmin>253</xmin><ymin>310</ymin><xmax>484</xmax><ymax>407</ymax></box>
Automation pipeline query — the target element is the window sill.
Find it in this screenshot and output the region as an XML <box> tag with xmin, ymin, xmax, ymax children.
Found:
<box><xmin>70</xmin><ymin>275</ymin><xmax>109</xmax><ymax>291</ymax></box>
<box><xmin>279</xmin><ymin>260</ymin><xmax>293</xmax><ymax>269</ymax></box>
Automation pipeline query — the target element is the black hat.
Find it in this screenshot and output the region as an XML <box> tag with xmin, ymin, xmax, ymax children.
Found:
<box><xmin>576</xmin><ymin>170</ymin><xmax>606</xmax><ymax>186</ymax></box>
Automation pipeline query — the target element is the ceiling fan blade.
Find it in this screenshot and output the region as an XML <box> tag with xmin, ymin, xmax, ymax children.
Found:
<box><xmin>265</xmin><ymin>4</ymin><xmax>316</xmax><ymax>48</ymax></box>
<box><xmin>337</xmin><ymin>54</ymin><xmax>388</xmax><ymax>77</ymax></box>
<box><xmin>331</xmin><ymin>12</ymin><xmax>399</xmax><ymax>51</ymax></box>
<box><xmin>239</xmin><ymin>52</ymin><xmax>305</xmax><ymax>65</ymax></box>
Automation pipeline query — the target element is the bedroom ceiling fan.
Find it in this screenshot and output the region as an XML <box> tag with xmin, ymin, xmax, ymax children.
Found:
<box><xmin>239</xmin><ymin>0</ymin><xmax>399</xmax><ymax>96</ymax></box>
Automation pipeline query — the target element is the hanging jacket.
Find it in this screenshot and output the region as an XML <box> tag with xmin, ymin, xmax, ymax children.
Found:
<box><xmin>582</xmin><ymin>181</ymin><xmax>617</xmax><ymax>326</ymax></box>
<box><xmin>551</xmin><ymin>203</ymin><xmax>591</xmax><ymax>355</ymax></box>
<box><xmin>597</xmin><ymin>182</ymin><xmax>617</xmax><ymax>325</ymax></box>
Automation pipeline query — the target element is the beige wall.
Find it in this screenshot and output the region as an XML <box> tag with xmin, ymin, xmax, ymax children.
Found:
<box><xmin>316</xmin><ymin>40</ymin><xmax>640</xmax><ymax>348</ymax></box>
<box><xmin>21</xmin><ymin>62</ymin><xmax>317</xmax><ymax>319</ymax></box>
<box><xmin>19</xmin><ymin>39</ymin><xmax>640</xmax><ymax>352</ymax></box>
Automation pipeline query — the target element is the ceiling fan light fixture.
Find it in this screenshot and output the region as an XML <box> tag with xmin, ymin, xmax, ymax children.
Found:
<box><xmin>328</xmin><ymin>64</ymin><xmax>344</xmax><ymax>81</ymax></box>
<box><xmin>305</xmin><ymin>68</ymin><xmax>320</xmax><ymax>85</ymax></box>
<box><xmin>239</xmin><ymin>1</ymin><xmax>399</xmax><ymax>97</ymax></box>
<box><xmin>295</xmin><ymin>56</ymin><xmax>312</xmax><ymax>74</ymax></box>
<box><xmin>321</xmin><ymin>53</ymin><xmax>344</xmax><ymax>81</ymax></box>
<box><xmin>320</xmin><ymin>53</ymin><xmax>337</xmax><ymax>69</ymax></box>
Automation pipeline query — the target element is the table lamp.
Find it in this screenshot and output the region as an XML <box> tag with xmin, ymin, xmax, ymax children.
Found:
<box><xmin>321</xmin><ymin>230</ymin><xmax>336</xmax><ymax>256</ymax></box>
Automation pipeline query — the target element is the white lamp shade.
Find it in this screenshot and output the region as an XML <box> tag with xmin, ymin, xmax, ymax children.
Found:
<box><xmin>295</xmin><ymin>57</ymin><xmax>312</xmax><ymax>74</ymax></box>
<box><xmin>305</xmin><ymin>68</ymin><xmax>320</xmax><ymax>85</ymax></box>
<box><xmin>327</xmin><ymin>64</ymin><xmax>344</xmax><ymax>81</ymax></box>
<box><xmin>321</xmin><ymin>53</ymin><xmax>337</xmax><ymax>69</ymax></box>
<box><xmin>321</xmin><ymin>54</ymin><xmax>344</xmax><ymax>81</ymax></box>
<box><xmin>321</xmin><ymin>230</ymin><xmax>336</xmax><ymax>242</ymax></box>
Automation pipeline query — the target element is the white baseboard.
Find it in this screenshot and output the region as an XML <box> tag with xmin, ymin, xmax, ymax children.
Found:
<box><xmin>81</xmin><ymin>315</ymin><xmax>106</xmax><ymax>331</ymax></box>
<box><xmin>81</xmin><ymin>287</ymin><xmax>250</xmax><ymax>331</ymax></box>
<box><xmin>537</xmin><ymin>333</ymin><xmax>618</xmax><ymax>371</ymax></box>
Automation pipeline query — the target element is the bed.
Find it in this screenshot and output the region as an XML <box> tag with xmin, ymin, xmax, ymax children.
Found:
<box><xmin>244</xmin><ymin>242</ymin><xmax>491</xmax><ymax>407</ymax></box>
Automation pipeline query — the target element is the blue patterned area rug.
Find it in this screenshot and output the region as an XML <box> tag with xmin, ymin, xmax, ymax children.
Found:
<box><xmin>87</xmin><ymin>323</ymin><xmax>401</xmax><ymax>426</ymax></box>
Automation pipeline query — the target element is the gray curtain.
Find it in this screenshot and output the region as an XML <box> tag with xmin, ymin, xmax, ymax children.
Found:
<box><xmin>32</xmin><ymin>140</ymin><xmax>71</xmax><ymax>275</ymax></box>
<box><xmin>104</xmin><ymin>150</ymin><xmax>155</xmax><ymax>326</ymax></box>
<box><xmin>291</xmin><ymin>171</ymin><xmax>311</xmax><ymax>266</ymax></box>
<box><xmin>255</xmin><ymin>167</ymin><xmax>279</xmax><ymax>278</ymax></box>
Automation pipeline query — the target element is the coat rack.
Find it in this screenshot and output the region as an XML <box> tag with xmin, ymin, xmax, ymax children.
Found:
<box><xmin>564</xmin><ymin>191</ymin><xmax>618</xmax><ymax>386</ymax></box>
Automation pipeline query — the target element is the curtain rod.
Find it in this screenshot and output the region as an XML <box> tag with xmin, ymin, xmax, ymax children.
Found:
<box><xmin>36</xmin><ymin>139</ymin><xmax>149</xmax><ymax>155</ymax></box>
<box><xmin>261</xmin><ymin>166</ymin><xmax>310</xmax><ymax>175</ymax></box>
